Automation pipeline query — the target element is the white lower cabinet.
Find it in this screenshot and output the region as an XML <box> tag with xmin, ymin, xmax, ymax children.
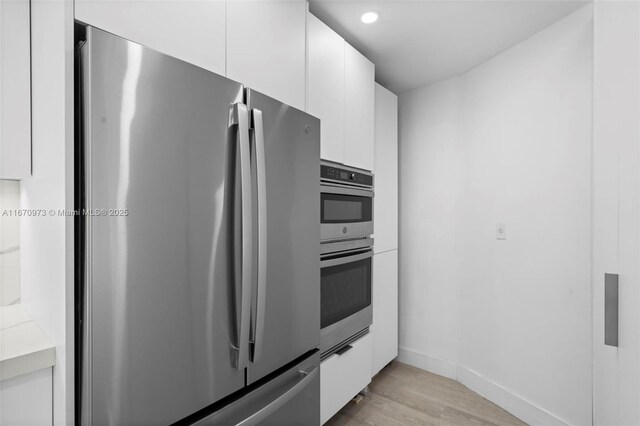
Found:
<box><xmin>320</xmin><ymin>333</ymin><xmax>372</xmax><ymax>424</ymax></box>
<box><xmin>0</xmin><ymin>367</ymin><xmax>53</xmax><ymax>425</ymax></box>
<box><xmin>371</xmin><ymin>250</ymin><xmax>398</xmax><ymax>376</ymax></box>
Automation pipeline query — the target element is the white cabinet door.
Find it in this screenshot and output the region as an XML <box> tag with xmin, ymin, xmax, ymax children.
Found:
<box><xmin>75</xmin><ymin>0</ymin><xmax>226</xmax><ymax>75</ymax></box>
<box><xmin>0</xmin><ymin>0</ymin><xmax>31</xmax><ymax>179</ymax></box>
<box><xmin>593</xmin><ymin>2</ymin><xmax>640</xmax><ymax>424</ymax></box>
<box><xmin>371</xmin><ymin>250</ymin><xmax>398</xmax><ymax>376</ymax></box>
<box><xmin>344</xmin><ymin>44</ymin><xmax>374</xmax><ymax>171</ymax></box>
<box><xmin>227</xmin><ymin>0</ymin><xmax>306</xmax><ymax>110</ymax></box>
<box><xmin>373</xmin><ymin>84</ymin><xmax>398</xmax><ymax>254</ymax></box>
<box><xmin>320</xmin><ymin>333</ymin><xmax>372</xmax><ymax>424</ymax></box>
<box><xmin>306</xmin><ymin>13</ymin><xmax>345</xmax><ymax>164</ymax></box>
<box><xmin>0</xmin><ymin>368</ymin><xmax>53</xmax><ymax>425</ymax></box>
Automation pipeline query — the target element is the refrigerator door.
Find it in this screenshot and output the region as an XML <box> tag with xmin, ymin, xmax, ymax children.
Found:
<box><xmin>245</xmin><ymin>89</ymin><xmax>320</xmax><ymax>384</ymax></box>
<box><xmin>80</xmin><ymin>27</ymin><xmax>248</xmax><ymax>424</ymax></box>
<box><xmin>194</xmin><ymin>352</ymin><xmax>320</xmax><ymax>426</ymax></box>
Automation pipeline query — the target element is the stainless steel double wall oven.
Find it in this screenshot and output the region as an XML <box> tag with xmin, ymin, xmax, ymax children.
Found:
<box><xmin>320</xmin><ymin>161</ymin><xmax>374</xmax><ymax>357</ymax></box>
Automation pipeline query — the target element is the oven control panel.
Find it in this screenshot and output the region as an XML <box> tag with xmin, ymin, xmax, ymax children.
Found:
<box><xmin>321</xmin><ymin>163</ymin><xmax>373</xmax><ymax>187</ymax></box>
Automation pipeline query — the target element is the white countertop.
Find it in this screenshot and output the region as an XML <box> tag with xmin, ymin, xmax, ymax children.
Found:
<box><xmin>0</xmin><ymin>304</ymin><xmax>56</xmax><ymax>381</ymax></box>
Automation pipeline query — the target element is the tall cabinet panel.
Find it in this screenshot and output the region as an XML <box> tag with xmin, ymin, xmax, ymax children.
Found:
<box><xmin>306</xmin><ymin>13</ymin><xmax>345</xmax><ymax>164</ymax></box>
<box><xmin>593</xmin><ymin>3</ymin><xmax>640</xmax><ymax>424</ymax></box>
<box><xmin>307</xmin><ymin>12</ymin><xmax>375</xmax><ymax>170</ymax></box>
<box><xmin>227</xmin><ymin>0</ymin><xmax>306</xmax><ymax>111</ymax></box>
<box><xmin>371</xmin><ymin>83</ymin><xmax>398</xmax><ymax>376</ymax></box>
<box><xmin>344</xmin><ymin>44</ymin><xmax>375</xmax><ymax>171</ymax></box>
<box><xmin>75</xmin><ymin>0</ymin><xmax>226</xmax><ymax>75</ymax></box>
<box><xmin>372</xmin><ymin>250</ymin><xmax>398</xmax><ymax>376</ymax></box>
<box><xmin>373</xmin><ymin>83</ymin><xmax>398</xmax><ymax>254</ymax></box>
<box><xmin>0</xmin><ymin>0</ymin><xmax>31</xmax><ymax>179</ymax></box>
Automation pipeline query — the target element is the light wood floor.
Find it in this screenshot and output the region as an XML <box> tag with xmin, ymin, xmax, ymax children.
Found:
<box><xmin>325</xmin><ymin>362</ymin><xmax>527</xmax><ymax>426</ymax></box>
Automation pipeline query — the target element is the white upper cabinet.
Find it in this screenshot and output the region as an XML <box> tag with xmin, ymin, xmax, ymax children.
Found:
<box><xmin>75</xmin><ymin>0</ymin><xmax>226</xmax><ymax>75</ymax></box>
<box><xmin>306</xmin><ymin>13</ymin><xmax>345</xmax><ymax>164</ymax></box>
<box><xmin>227</xmin><ymin>0</ymin><xmax>306</xmax><ymax>111</ymax></box>
<box><xmin>344</xmin><ymin>44</ymin><xmax>375</xmax><ymax>171</ymax></box>
<box><xmin>371</xmin><ymin>249</ymin><xmax>398</xmax><ymax>376</ymax></box>
<box><xmin>373</xmin><ymin>83</ymin><xmax>398</xmax><ymax>254</ymax></box>
<box><xmin>0</xmin><ymin>0</ymin><xmax>31</xmax><ymax>179</ymax></box>
<box><xmin>307</xmin><ymin>13</ymin><xmax>375</xmax><ymax>170</ymax></box>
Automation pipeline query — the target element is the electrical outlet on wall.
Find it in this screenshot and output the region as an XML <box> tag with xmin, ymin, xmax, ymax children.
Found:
<box><xmin>496</xmin><ymin>223</ymin><xmax>506</xmax><ymax>240</ymax></box>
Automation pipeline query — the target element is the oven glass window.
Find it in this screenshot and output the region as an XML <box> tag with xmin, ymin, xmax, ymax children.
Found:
<box><xmin>321</xmin><ymin>193</ymin><xmax>372</xmax><ymax>223</ymax></box>
<box><xmin>321</xmin><ymin>256</ymin><xmax>372</xmax><ymax>328</ymax></box>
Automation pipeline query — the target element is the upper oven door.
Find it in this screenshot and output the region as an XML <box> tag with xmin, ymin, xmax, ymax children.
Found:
<box><xmin>321</xmin><ymin>184</ymin><xmax>373</xmax><ymax>241</ymax></box>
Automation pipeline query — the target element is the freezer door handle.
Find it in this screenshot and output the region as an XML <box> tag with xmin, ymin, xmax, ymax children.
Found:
<box><xmin>236</xmin><ymin>366</ymin><xmax>318</xmax><ymax>426</ymax></box>
<box><xmin>230</xmin><ymin>102</ymin><xmax>253</xmax><ymax>370</ymax></box>
<box><xmin>250</xmin><ymin>108</ymin><xmax>267</xmax><ymax>363</ymax></box>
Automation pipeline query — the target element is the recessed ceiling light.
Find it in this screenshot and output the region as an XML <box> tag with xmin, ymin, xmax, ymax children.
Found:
<box><xmin>361</xmin><ymin>11</ymin><xmax>379</xmax><ymax>24</ymax></box>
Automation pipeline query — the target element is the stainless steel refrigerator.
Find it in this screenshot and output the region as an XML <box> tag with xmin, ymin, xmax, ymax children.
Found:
<box><xmin>75</xmin><ymin>26</ymin><xmax>320</xmax><ymax>425</ymax></box>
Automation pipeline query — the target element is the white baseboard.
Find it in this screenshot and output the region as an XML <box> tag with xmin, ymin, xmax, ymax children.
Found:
<box><xmin>397</xmin><ymin>346</ymin><xmax>568</xmax><ymax>426</ymax></box>
<box><xmin>457</xmin><ymin>366</ymin><xmax>569</xmax><ymax>426</ymax></box>
<box><xmin>397</xmin><ymin>347</ymin><xmax>458</xmax><ymax>380</ymax></box>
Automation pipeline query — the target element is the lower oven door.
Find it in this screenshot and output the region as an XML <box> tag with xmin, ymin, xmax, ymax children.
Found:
<box><xmin>320</xmin><ymin>248</ymin><xmax>373</xmax><ymax>355</ymax></box>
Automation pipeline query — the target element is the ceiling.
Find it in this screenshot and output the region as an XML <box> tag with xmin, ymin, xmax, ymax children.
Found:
<box><xmin>308</xmin><ymin>0</ymin><xmax>588</xmax><ymax>94</ymax></box>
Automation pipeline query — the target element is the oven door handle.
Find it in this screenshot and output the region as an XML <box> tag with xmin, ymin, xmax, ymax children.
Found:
<box><xmin>321</xmin><ymin>184</ymin><xmax>374</xmax><ymax>198</ymax></box>
<box><xmin>321</xmin><ymin>250</ymin><xmax>373</xmax><ymax>268</ymax></box>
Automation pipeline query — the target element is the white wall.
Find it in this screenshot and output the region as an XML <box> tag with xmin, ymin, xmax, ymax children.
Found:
<box><xmin>398</xmin><ymin>76</ymin><xmax>462</xmax><ymax>378</ymax></box>
<box><xmin>19</xmin><ymin>0</ymin><xmax>75</xmax><ymax>424</ymax></box>
<box><xmin>398</xmin><ymin>5</ymin><xmax>593</xmax><ymax>425</ymax></box>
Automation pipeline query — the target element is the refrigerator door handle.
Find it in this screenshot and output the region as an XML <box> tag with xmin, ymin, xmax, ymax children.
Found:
<box><xmin>231</xmin><ymin>102</ymin><xmax>253</xmax><ymax>370</ymax></box>
<box><xmin>236</xmin><ymin>366</ymin><xmax>318</xmax><ymax>426</ymax></box>
<box><xmin>250</xmin><ymin>108</ymin><xmax>267</xmax><ymax>363</ymax></box>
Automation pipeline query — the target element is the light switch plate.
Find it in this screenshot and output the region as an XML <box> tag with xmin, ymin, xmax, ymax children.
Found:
<box><xmin>496</xmin><ymin>223</ymin><xmax>506</xmax><ymax>240</ymax></box>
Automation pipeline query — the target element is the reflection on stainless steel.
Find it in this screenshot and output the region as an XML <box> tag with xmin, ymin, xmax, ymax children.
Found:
<box><xmin>78</xmin><ymin>26</ymin><xmax>320</xmax><ymax>425</ymax></box>
<box><xmin>111</xmin><ymin>40</ymin><xmax>142</xmax><ymax>422</ymax></box>
<box><xmin>206</xmin><ymin>182</ymin><xmax>225</xmax><ymax>394</ymax></box>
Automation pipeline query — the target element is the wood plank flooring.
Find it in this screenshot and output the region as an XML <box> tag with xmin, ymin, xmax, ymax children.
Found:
<box><xmin>325</xmin><ymin>362</ymin><xmax>527</xmax><ymax>426</ymax></box>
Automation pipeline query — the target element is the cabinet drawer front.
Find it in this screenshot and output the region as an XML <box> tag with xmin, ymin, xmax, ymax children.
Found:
<box><xmin>320</xmin><ymin>333</ymin><xmax>372</xmax><ymax>424</ymax></box>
